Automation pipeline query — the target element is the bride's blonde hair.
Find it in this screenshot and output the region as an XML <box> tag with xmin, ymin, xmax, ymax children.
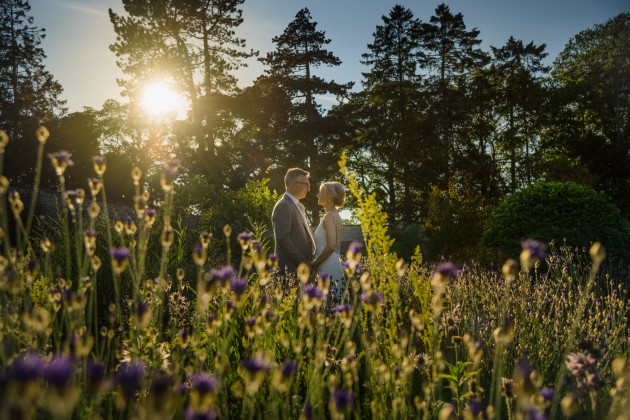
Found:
<box><xmin>320</xmin><ymin>182</ymin><xmax>345</xmax><ymax>207</ymax></box>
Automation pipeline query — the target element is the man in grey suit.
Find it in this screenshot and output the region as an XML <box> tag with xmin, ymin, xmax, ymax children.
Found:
<box><xmin>272</xmin><ymin>167</ymin><xmax>316</xmax><ymax>276</ymax></box>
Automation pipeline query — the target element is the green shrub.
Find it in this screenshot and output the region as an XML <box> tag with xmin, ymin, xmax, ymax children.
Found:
<box><xmin>481</xmin><ymin>182</ymin><xmax>630</xmax><ymax>261</ymax></box>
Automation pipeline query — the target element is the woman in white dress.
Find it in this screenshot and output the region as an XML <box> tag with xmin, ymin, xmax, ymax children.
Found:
<box><xmin>311</xmin><ymin>182</ymin><xmax>345</xmax><ymax>296</ymax></box>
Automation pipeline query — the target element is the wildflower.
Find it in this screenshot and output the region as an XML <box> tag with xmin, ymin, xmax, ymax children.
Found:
<box><xmin>161</xmin><ymin>225</ymin><xmax>174</xmax><ymax>247</ymax></box>
<box><xmin>230</xmin><ymin>277</ymin><xmax>248</xmax><ymax>306</ymax></box>
<box><xmin>440</xmin><ymin>304</ymin><xmax>461</xmax><ymax>331</ymax></box>
<box><xmin>272</xmin><ymin>360</ymin><xmax>297</xmax><ymax>392</ymax></box>
<box><xmin>210</xmin><ymin>265</ymin><xmax>235</xmax><ymax>284</ymax></box>
<box><xmin>501</xmin><ymin>377</ymin><xmax>514</xmax><ymax>399</ymax></box>
<box><xmin>91</xmin><ymin>255</ymin><xmax>102</xmax><ymax>272</ymax></box>
<box><xmin>44</xmin><ymin>355</ymin><xmax>75</xmax><ymax>391</ymax></box>
<box><xmin>85</xmin><ymin>359</ymin><xmax>108</xmax><ymax>396</ymax></box>
<box><xmin>223</xmin><ymin>224</ymin><xmax>232</xmax><ymax>237</ymax></box>
<box><xmin>124</xmin><ymin>216</ymin><xmax>137</xmax><ymax>235</ymax></box>
<box><xmin>502</xmin><ymin>259</ymin><xmax>519</xmax><ymax>283</ymax></box>
<box><xmin>88</xmin><ymin>178</ymin><xmax>102</xmax><ymax>197</ymax></box>
<box><xmin>566</xmin><ymin>352</ymin><xmax>597</xmax><ymax>376</ymax></box>
<box><xmin>178</xmin><ymin>329</ymin><xmax>191</xmax><ymax>348</ymax></box>
<box><xmin>36</xmin><ymin>125</ymin><xmax>50</xmax><ymax>144</ymax></box>
<box><xmin>88</xmin><ymin>201</ymin><xmax>100</xmax><ymax>219</ymax></box>
<box><xmin>160</xmin><ymin>159</ymin><xmax>179</xmax><ymax>191</ymax></box>
<box><xmin>241</xmin><ymin>353</ymin><xmax>271</xmax><ymax>395</ymax></box>
<box><xmin>189</xmin><ymin>373</ymin><xmax>219</xmax><ymax>413</ymax></box>
<box><xmin>0</xmin><ymin>175</ymin><xmax>9</xmax><ymax>193</ymax></box>
<box><xmin>49</xmin><ymin>151</ymin><xmax>74</xmax><ymax>176</ymax></box>
<box><xmin>238</xmin><ymin>232</ymin><xmax>253</xmax><ymax>249</ymax></box>
<box><xmin>303</xmin><ymin>284</ymin><xmax>325</xmax><ymax>310</ymax></box>
<box><xmin>520</xmin><ymin>239</ymin><xmax>547</xmax><ymax>271</ymax></box>
<box><xmin>92</xmin><ymin>155</ymin><xmax>107</xmax><ymax>176</ymax></box>
<box><xmin>560</xmin><ymin>392</ymin><xmax>580</xmax><ymax>417</ymax></box>
<box><xmin>135</xmin><ymin>301</ymin><xmax>150</xmax><ymax>328</ymax></box>
<box><xmin>360</xmin><ymin>289</ymin><xmax>384</xmax><ymax>311</ymax></box>
<box><xmin>346</xmin><ymin>241</ymin><xmax>364</xmax><ymax>261</ymax></box>
<box><xmin>8</xmin><ymin>351</ymin><xmax>44</xmax><ymax>384</ymax></box>
<box><xmin>0</xmin><ymin>130</ymin><xmax>9</xmax><ymax>151</ymax></box>
<box><xmin>330</xmin><ymin>389</ymin><xmax>353</xmax><ymax>418</ymax></box>
<box><xmin>25</xmin><ymin>259</ymin><xmax>38</xmax><ymax>285</ymax></box>
<box><xmin>493</xmin><ymin>314</ymin><xmax>515</xmax><ymax>344</ymax></box>
<box><xmin>147</xmin><ymin>374</ymin><xmax>177</xmax><ymax>417</ymax></box>
<box><xmin>431</xmin><ymin>262</ymin><xmax>460</xmax><ymax>290</ymax></box>
<box><xmin>145</xmin><ymin>207</ymin><xmax>157</xmax><ymax>226</ymax></box>
<box><xmin>267</xmin><ymin>253</ymin><xmax>278</xmax><ymax>269</ymax></box>
<box><xmin>589</xmin><ymin>242</ymin><xmax>606</xmax><ymax>264</ymax></box>
<box><xmin>334</xmin><ymin>304</ymin><xmax>353</xmax><ymax>328</ymax></box>
<box><xmin>8</xmin><ymin>191</ymin><xmax>24</xmax><ymax>215</ymax></box>
<box><xmin>110</xmin><ymin>247</ymin><xmax>130</xmax><ymax>274</ymax></box>
<box><xmin>115</xmin><ymin>362</ymin><xmax>144</xmax><ymax>408</ymax></box>
<box><xmin>539</xmin><ymin>387</ymin><xmax>554</xmax><ymax>402</ymax></box>
<box><xmin>131</xmin><ymin>166</ymin><xmax>142</xmax><ymax>185</ymax></box>
<box><xmin>193</xmin><ymin>242</ymin><xmax>206</xmax><ymax>266</ymax></box>
<box><xmin>23</xmin><ymin>305</ymin><xmax>51</xmax><ymax>333</ymax></box>
<box><xmin>84</xmin><ymin>229</ymin><xmax>98</xmax><ymax>256</ymax></box>
<box><xmin>200</xmin><ymin>231</ymin><xmax>212</xmax><ymax>247</ymax></box>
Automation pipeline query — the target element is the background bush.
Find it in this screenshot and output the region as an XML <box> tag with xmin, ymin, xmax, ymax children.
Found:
<box><xmin>481</xmin><ymin>181</ymin><xmax>630</xmax><ymax>261</ymax></box>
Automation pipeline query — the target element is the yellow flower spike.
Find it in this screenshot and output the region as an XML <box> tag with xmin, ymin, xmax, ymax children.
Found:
<box><xmin>589</xmin><ymin>242</ymin><xmax>606</xmax><ymax>264</ymax></box>
<box><xmin>131</xmin><ymin>167</ymin><xmax>142</xmax><ymax>185</ymax></box>
<box><xmin>36</xmin><ymin>126</ymin><xmax>49</xmax><ymax>144</ymax></box>
<box><xmin>91</xmin><ymin>255</ymin><xmax>102</xmax><ymax>272</ymax></box>
<box><xmin>161</xmin><ymin>225</ymin><xmax>174</xmax><ymax>247</ymax></box>
<box><xmin>41</xmin><ymin>237</ymin><xmax>54</xmax><ymax>254</ymax></box>
<box><xmin>0</xmin><ymin>130</ymin><xmax>9</xmax><ymax>150</ymax></box>
<box><xmin>0</xmin><ymin>176</ymin><xmax>9</xmax><ymax>194</ymax></box>
<box><xmin>176</xmin><ymin>268</ymin><xmax>185</xmax><ymax>281</ymax></box>
<box><xmin>223</xmin><ymin>224</ymin><xmax>232</xmax><ymax>237</ymax></box>
<box><xmin>92</xmin><ymin>155</ymin><xmax>107</xmax><ymax>176</ymax></box>
<box><xmin>297</xmin><ymin>262</ymin><xmax>311</xmax><ymax>283</ymax></box>
<box><xmin>88</xmin><ymin>178</ymin><xmax>102</xmax><ymax>197</ymax></box>
<box><xmin>8</xmin><ymin>191</ymin><xmax>24</xmax><ymax>215</ymax></box>
<box><xmin>502</xmin><ymin>259</ymin><xmax>519</xmax><ymax>283</ymax></box>
<box><xmin>114</xmin><ymin>221</ymin><xmax>124</xmax><ymax>234</ymax></box>
<box><xmin>88</xmin><ymin>202</ymin><xmax>100</xmax><ymax>219</ymax></box>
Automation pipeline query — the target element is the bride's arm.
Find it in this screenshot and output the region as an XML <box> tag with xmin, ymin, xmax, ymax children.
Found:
<box><xmin>311</xmin><ymin>213</ymin><xmax>337</xmax><ymax>267</ymax></box>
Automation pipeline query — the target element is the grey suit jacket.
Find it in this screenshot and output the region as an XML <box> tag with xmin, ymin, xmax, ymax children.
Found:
<box><xmin>272</xmin><ymin>194</ymin><xmax>315</xmax><ymax>274</ymax></box>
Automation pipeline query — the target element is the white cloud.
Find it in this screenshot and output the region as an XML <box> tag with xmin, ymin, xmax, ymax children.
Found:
<box><xmin>45</xmin><ymin>0</ymin><xmax>108</xmax><ymax>17</ymax></box>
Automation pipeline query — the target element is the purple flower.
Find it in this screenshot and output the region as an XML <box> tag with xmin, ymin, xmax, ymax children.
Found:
<box><xmin>434</xmin><ymin>262</ymin><xmax>460</xmax><ymax>278</ymax></box>
<box><xmin>348</xmin><ymin>242</ymin><xmax>364</xmax><ymax>255</ymax></box>
<box><xmin>9</xmin><ymin>352</ymin><xmax>44</xmax><ymax>383</ymax></box>
<box><xmin>268</xmin><ymin>254</ymin><xmax>278</xmax><ymax>263</ymax></box>
<box><xmin>137</xmin><ymin>301</ymin><xmax>149</xmax><ymax>318</ymax></box>
<box><xmin>190</xmin><ymin>373</ymin><xmax>218</xmax><ymax>395</ymax></box>
<box><xmin>237</xmin><ymin>232</ymin><xmax>253</xmax><ymax>243</ymax></box>
<box><xmin>210</xmin><ymin>266</ymin><xmax>235</xmax><ymax>282</ymax></box>
<box><xmin>49</xmin><ymin>151</ymin><xmax>74</xmax><ymax>166</ymax></box>
<box><xmin>360</xmin><ymin>290</ymin><xmax>384</xmax><ymax>306</ymax></box>
<box><xmin>116</xmin><ymin>362</ymin><xmax>144</xmax><ymax>400</ymax></box>
<box><xmin>280</xmin><ymin>360</ymin><xmax>297</xmax><ymax>378</ymax></box>
<box><xmin>539</xmin><ymin>387</ymin><xmax>555</xmax><ymax>401</ymax></box>
<box><xmin>230</xmin><ymin>277</ymin><xmax>248</xmax><ymax>295</ymax></box>
<box><xmin>304</xmin><ymin>284</ymin><xmax>324</xmax><ymax>300</ymax></box>
<box><xmin>521</xmin><ymin>239</ymin><xmax>547</xmax><ymax>260</ymax></box>
<box><xmin>468</xmin><ymin>397</ymin><xmax>483</xmax><ymax>416</ymax></box>
<box><xmin>110</xmin><ymin>247</ymin><xmax>130</xmax><ymax>263</ymax></box>
<box><xmin>246</xmin><ymin>316</ymin><xmax>257</xmax><ymax>328</ymax></box>
<box><xmin>92</xmin><ymin>155</ymin><xmax>106</xmax><ymax>166</ymax></box>
<box><xmin>317</xmin><ymin>272</ymin><xmax>330</xmax><ymax>282</ymax></box>
<box><xmin>185</xmin><ymin>407</ymin><xmax>217</xmax><ymax>420</ymax></box>
<box><xmin>151</xmin><ymin>374</ymin><xmax>175</xmax><ymax>395</ymax></box>
<box><xmin>333</xmin><ymin>389</ymin><xmax>353</xmax><ymax>410</ymax></box>
<box><xmin>334</xmin><ymin>304</ymin><xmax>352</xmax><ymax>315</ymax></box>
<box><xmin>146</xmin><ymin>208</ymin><xmax>157</xmax><ymax>218</ymax></box>
<box><xmin>242</xmin><ymin>357</ymin><xmax>271</xmax><ymax>374</ymax></box>
<box><xmin>86</xmin><ymin>359</ymin><xmax>106</xmax><ymax>392</ymax></box>
<box><xmin>44</xmin><ymin>355</ymin><xmax>75</xmax><ymax>390</ymax></box>
<box><xmin>84</xmin><ymin>229</ymin><xmax>98</xmax><ymax>238</ymax></box>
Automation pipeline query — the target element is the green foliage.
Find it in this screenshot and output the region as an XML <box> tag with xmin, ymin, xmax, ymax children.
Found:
<box><xmin>481</xmin><ymin>182</ymin><xmax>630</xmax><ymax>260</ymax></box>
<box><xmin>199</xmin><ymin>179</ymin><xmax>278</xmax><ymax>261</ymax></box>
<box><xmin>423</xmin><ymin>179</ymin><xmax>489</xmax><ymax>261</ymax></box>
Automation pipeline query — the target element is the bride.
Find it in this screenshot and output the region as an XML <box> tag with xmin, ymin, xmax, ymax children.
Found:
<box><xmin>311</xmin><ymin>182</ymin><xmax>345</xmax><ymax>294</ymax></box>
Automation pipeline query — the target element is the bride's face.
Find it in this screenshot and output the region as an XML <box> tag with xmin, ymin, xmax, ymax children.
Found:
<box><xmin>317</xmin><ymin>187</ymin><xmax>327</xmax><ymax>206</ymax></box>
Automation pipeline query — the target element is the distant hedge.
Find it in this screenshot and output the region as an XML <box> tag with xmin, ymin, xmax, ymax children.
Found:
<box><xmin>481</xmin><ymin>182</ymin><xmax>630</xmax><ymax>261</ymax></box>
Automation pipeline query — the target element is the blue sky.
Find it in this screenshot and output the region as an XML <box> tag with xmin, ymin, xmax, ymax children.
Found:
<box><xmin>33</xmin><ymin>0</ymin><xmax>628</xmax><ymax>112</ymax></box>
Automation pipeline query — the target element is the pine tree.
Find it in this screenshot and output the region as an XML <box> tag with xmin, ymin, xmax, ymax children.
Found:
<box><xmin>258</xmin><ymin>8</ymin><xmax>352</xmax><ymax>222</ymax></box>
<box><xmin>0</xmin><ymin>0</ymin><xmax>66</xmax><ymax>182</ymax></box>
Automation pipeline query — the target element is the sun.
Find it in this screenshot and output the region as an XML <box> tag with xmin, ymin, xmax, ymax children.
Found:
<box><xmin>141</xmin><ymin>80</ymin><xmax>188</xmax><ymax>119</ymax></box>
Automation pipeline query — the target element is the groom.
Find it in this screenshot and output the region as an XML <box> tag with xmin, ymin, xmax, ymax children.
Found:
<box><xmin>272</xmin><ymin>167</ymin><xmax>316</xmax><ymax>277</ymax></box>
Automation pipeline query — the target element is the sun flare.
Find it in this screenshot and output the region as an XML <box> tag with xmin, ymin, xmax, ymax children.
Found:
<box><xmin>141</xmin><ymin>80</ymin><xmax>187</xmax><ymax>119</ymax></box>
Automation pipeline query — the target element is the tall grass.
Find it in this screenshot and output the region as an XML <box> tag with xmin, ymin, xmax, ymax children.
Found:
<box><xmin>0</xmin><ymin>127</ymin><xmax>628</xmax><ymax>419</ymax></box>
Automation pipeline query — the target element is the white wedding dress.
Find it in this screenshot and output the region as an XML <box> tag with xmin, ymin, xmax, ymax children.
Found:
<box><xmin>314</xmin><ymin>212</ymin><xmax>345</xmax><ymax>288</ymax></box>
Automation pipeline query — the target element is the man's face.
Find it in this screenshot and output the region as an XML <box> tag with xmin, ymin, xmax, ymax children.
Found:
<box><xmin>291</xmin><ymin>175</ymin><xmax>310</xmax><ymax>200</ymax></box>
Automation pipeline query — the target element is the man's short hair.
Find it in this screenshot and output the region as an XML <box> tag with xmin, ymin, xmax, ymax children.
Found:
<box><xmin>285</xmin><ymin>167</ymin><xmax>310</xmax><ymax>189</ymax></box>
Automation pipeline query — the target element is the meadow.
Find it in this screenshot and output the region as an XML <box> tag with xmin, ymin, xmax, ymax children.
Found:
<box><xmin>0</xmin><ymin>127</ymin><xmax>628</xmax><ymax>419</ymax></box>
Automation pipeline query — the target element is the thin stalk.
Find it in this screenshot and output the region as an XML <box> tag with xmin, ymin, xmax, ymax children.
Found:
<box><xmin>25</xmin><ymin>141</ymin><xmax>45</xmax><ymax>236</ymax></box>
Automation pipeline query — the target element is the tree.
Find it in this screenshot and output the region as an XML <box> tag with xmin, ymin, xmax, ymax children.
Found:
<box><xmin>109</xmin><ymin>0</ymin><xmax>255</xmax><ymax>188</ymax></box>
<box><xmin>545</xmin><ymin>13</ymin><xmax>630</xmax><ymax>214</ymax></box>
<box><xmin>343</xmin><ymin>5</ymin><xmax>431</xmax><ymax>224</ymax></box>
<box><xmin>418</xmin><ymin>3</ymin><xmax>487</xmax><ymax>184</ymax></box>
<box><xmin>0</xmin><ymin>0</ymin><xmax>66</xmax><ymax>182</ymax></box>
<box><xmin>257</xmin><ymin>8</ymin><xmax>352</xmax><ymax>222</ymax></box>
<box><xmin>489</xmin><ymin>36</ymin><xmax>549</xmax><ymax>190</ymax></box>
